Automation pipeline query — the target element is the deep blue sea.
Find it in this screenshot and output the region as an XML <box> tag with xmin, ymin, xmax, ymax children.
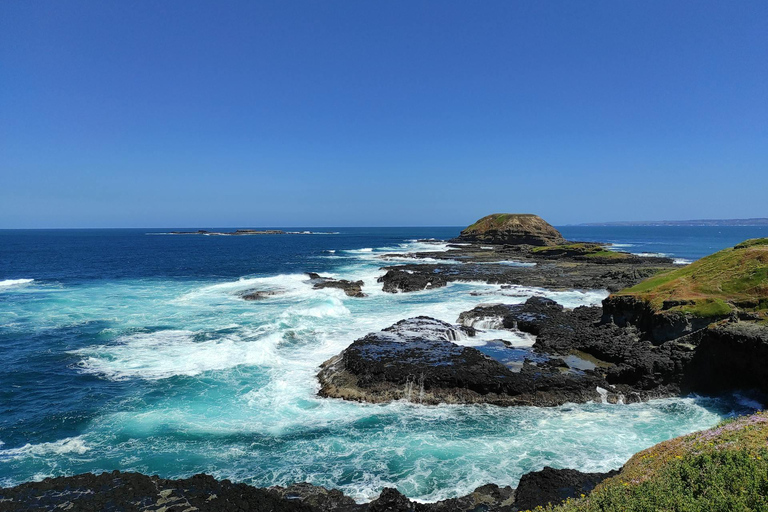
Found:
<box><xmin>1</xmin><ymin>225</ymin><xmax>766</xmax><ymax>501</ymax></box>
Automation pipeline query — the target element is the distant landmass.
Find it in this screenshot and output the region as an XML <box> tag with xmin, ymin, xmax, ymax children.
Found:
<box><xmin>578</xmin><ymin>218</ymin><xmax>768</xmax><ymax>227</ymax></box>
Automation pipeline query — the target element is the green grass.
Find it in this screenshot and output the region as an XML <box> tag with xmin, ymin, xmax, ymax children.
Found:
<box><xmin>530</xmin><ymin>243</ymin><xmax>632</xmax><ymax>260</ymax></box>
<box><xmin>531</xmin><ymin>243</ymin><xmax>600</xmax><ymax>253</ymax></box>
<box><xmin>614</xmin><ymin>238</ymin><xmax>768</xmax><ymax>319</ymax></box>
<box><xmin>533</xmin><ymin>412</ymin><xmax>768</xmax><ymax>512</ymax></box>
<box><xmin>465</xmin><ymin>213</ymin><xmax>536</xmax><ymax>231</ymax></box>
<box><xmin>581</xmin><ymin>250</ymin><xmax>631</xmax><ymax>260</ymax></box>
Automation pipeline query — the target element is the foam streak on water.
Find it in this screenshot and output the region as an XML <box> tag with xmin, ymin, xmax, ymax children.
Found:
<box><xmin>0</xmin><ymin>230</ymin><xmax>761</xmax><ymax>501</ymax></box>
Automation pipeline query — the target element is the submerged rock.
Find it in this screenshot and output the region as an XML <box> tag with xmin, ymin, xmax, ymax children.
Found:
<box><xmin>455</xmin><ymin>213</ymin><xmax>566</xmax><ymax>246</ymax></box>
<box><xmin>240</xmin><ymin>289</ymin><xmax>284</xmax><ymax>300</ymax></box>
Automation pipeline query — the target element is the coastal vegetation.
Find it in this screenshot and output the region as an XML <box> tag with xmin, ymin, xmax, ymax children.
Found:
<box><xmin>531</xmin><ymin>243</ymin><xmax>633</xmax><ymax>261</ymax></box>
<box><xmin>458</xmin><ymin>213</ymin><xmax>566</xmax><ymax>246</ymax></box>
<box><xmin>539</xmin><ymin>412</ymin><xmax>768</xmax><ymax>512</ymax></box>
<box><xmin>613</xmin><ymin>237</ymin><xmax>768</xmax><ymax>321</ymax></box>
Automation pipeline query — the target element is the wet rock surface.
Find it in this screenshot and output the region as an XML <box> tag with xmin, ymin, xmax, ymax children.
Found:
<box><xmin>317</xmin><ymin>316</ymin><xmax>609</xmax><ymax>406</ymax></box>
<box><xmin>513</xmin><ymin>467</ymin><xmax>618</xmax><ymax>511</ymax></box>
<box><xmin>308</xmin><ymin>273</ymin><xmax>367</xmax><ymax>297</ymax></box>
<box><xmin>377</xmin><ymin>269</ymin><xmax>448</xmax><ymax>293</ymax></box>
<box><xmin>0</xmin><ymin>468</ymin><xmax>613</xmax><ymax>512</ymax></box>
<box><xmin>240</xmin><ymin>289</ymin><xmax>284</xmax><ymax>301</ymax></box>
<box><xmin>377</xmin><ymin>241</ymin><xmax>674</xmax><ymax>294</ymax></box>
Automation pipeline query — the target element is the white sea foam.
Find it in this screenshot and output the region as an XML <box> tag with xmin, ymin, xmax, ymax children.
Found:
<box><xmin>0</xmin><ymin>278</ymin><xmax>34</xmax><ymax>290</ymax></box>
<box><xmin>673</xmin><ymin>258</ymin><xmax>692</xmax><ymax>265</ymax></box>
<box><xmin>0</xmin><ymin>436</ymin><xmax>90</xmax><ymax>460</ymax></box>
<box><xmin>635</xmin><ymin>252</ymin><xmax>668</xmax><ymax>258</ymax></box>
<box><xmin>72</xmin><ymin>329</ymin><xmax>280</xmax><ymax>380</ymax></box>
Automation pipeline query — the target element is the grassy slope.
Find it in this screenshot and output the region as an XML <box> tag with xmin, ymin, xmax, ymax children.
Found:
<box><xmin>613</xmin><ymin>238</ymin><xmax>768</xmax><ymax>319</ymax></box>
<box><xmin>464</xmin><ymin>213</ymin><xmax>538</xmax><ymax>232</ymax></box>
<box><xmin>535</xmin><ymin>411</ymin><xmax>768</xmax><ymax>512</ymax></box>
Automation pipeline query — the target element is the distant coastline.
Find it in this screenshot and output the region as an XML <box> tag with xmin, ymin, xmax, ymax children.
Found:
<box><xmin>576</xmin><ymin>218</ymin><xmax>768</xmax><ymax>227</ymax></box>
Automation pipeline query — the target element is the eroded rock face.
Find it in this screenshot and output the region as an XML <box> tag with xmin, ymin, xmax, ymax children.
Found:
<box><xmin>317</xmin><ymin>317</ymin><xmax>608</xmax><ymax>407</ymax></box>
<box><xmin>683</xmin><ymin>322</ymin><xmax>768</xmax><ymax>397</ymax></box>
<box><xmin>456</xmin><ymin>214</ymin><xmax>566</xmax><ymax>246</ymax></box>
<box><xmin>601</xmin><ymin>295</ymin><xmax>722</xmax><ymax>343</ymax></box>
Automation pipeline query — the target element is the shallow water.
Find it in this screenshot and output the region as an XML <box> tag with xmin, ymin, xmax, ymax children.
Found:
<box><xmin>0</xmin><ymin>227</ymin><xmax>765</xmax><ymax>501</ymax></box>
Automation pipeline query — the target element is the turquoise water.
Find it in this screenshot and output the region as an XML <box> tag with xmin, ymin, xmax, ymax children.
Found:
<box><xmin>1</xmin><ymin>227</ymin><xmax>765</xmax><ymax>501</ymax></box>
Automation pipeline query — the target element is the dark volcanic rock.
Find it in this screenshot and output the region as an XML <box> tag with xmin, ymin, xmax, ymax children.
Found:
<box><xmin>308</xmin><ymin>273</ymin><xmax>367</xmax><ymax>298</ymax></box>
<box><xmin>377</xmin><ymin>269</ymin><xmax>448</xmax><ymax>293</ymax></box>
<box><xmin>0</xmin><ymin>468</ymin><xmax>612</xmax><ymax>512</ymax></box>
<box><xmin>682</xmin><ymin>322</ymin><xmax>768</xmax><ymax>397</ymax></box>
<box><xmin>317</xmin><ymin>317</ymin><xmax>608</xmax><ymax>406</ymax></box>
<box><xmin>270</xmin><ymin>483</ymin><xmax>359</xmax><ymax>511</ymax></box>
<box><xmin>241</xmin><ymin>289</ymin><xmax>283</xmax><ymax>301</ymax></box>
<box><xmin>377</xmin><ymin>262</ymin><xmax>670</xmax><ymax>294</ymax></box>
<box><xmin>0</xmin><ymin>471</ymin><xmax>317</xmax><ymax>512</ymax></box>
<box><xmin>601</xmin><ymin>295</ymin><xmax>721</xmax><ymax>343</ymax></box>
<box><xmin>455</xmin><ymin>214</ymin><xmax>566</xmax><ymax>246</ymax></box>
<box><xmin>514</xmin><ymin>467</ymin><xmax>618</xmax><ymax>510</ymax></box>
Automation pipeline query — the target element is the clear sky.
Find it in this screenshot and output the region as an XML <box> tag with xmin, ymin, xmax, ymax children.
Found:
<box><xmin>1</xmin><ymin>1</ymin><xmax>766</xmax><ymax>228</ymax></box>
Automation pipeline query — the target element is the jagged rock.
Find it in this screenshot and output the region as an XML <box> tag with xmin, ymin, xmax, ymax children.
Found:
<box><xmin>514</xmin><ymin>467</ymin><xmax>618</xmax><ymax>510</ymax></box>
<box><xmin>455</xmin><ymin>214</ymin><xmax>566</xmax><ymax>246</ymax></box>
<box><xmin>269</xmin><ymin>483</ymin><xmax>359</xmax><ymax>511</ymax></box>
<box><xmin>377</xmin><ymin>269</ymin><xmax>448</xmax><ymax>293</ymax></box>
<box><xmin>0</xmin><ymin>471</ymin><xmax>316</xmax><ymax>512</ymax></box>
<box><xmin>0</xmin><ymin>468</ymin><xmax>613</xmax><ymax>512</ymax></box>
<box><xmin>241</xmin><ymin>289</ymin><xmax>283</xmax><ymax>300</ymax></box>
<box><xmin>308</xmin><ymin>273</ymin><xmax>367</xmax><ymax>297</ymax></box>
<box><xmin>682</xmin><ymin>322</ymin><xmax>768</xmax><ymax>397</ymax></box>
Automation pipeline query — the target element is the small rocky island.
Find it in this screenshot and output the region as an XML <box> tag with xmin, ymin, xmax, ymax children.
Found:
<box><xmin>377</xmin><ymin>214</ymin><xmax>679</xmax><ymax>293</ymax></box>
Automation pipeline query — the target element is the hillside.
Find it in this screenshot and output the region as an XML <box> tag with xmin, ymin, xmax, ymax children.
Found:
<box><xmin>603</xmin><ymin>238</ymin><xmax>768</xmax><ymax>341</ymax></box>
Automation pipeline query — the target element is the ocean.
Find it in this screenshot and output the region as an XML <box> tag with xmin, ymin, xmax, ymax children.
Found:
<box><xmin>1</xmin><ymin>225</ymin><xmax>766</xmax><ymax>501</ymax></box>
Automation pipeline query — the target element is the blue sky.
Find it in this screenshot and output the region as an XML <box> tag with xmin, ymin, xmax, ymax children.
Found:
<box><xmin>1</xmin><ymin>1</ymin><xmax>766</xmax><ymax>228</ymax></box>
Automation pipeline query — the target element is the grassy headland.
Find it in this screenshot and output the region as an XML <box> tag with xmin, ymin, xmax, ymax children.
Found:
<box><xmin>613</xmin><ymin>238</ymin><xmax>768</xmax><ymax>321</ymax></box>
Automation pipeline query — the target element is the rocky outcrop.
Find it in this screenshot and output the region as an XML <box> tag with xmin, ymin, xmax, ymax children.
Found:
<box><xmin>240</xmin><ymin>289</ymin><xmax>284</xmax><ymax>300</ymax></box>
<box><xmin>317</xmin><ymin>316</ymin><xmax>611</xmax><ymax>407</ymax></box>
<box><xmin>601</xmin><ymin>295</ymin><xmax>725</xmax><ymax>343</ymax></box>
<box><xmin>601</xmin><ymin>238</ymin><xmax>768</xmax><ymax>342</ymax></box>
<box><xmin>377</xmin><ymin>261</ymin><xmax>672</xmax><ymax>295</ymax></box>
<box><xmin>458</xmin><ymin>297</ymin><xmax>695</xmax><ymax>402</ymax></box>
<box><xmin>455</xmin><ymin>214</ymin><xmax>566</xmax><ymax>246</ymax></box>
<box><xmin>0</xmin><ymin>471</ymin><xmax>316</xmax><ymax>512</ymax></box>
<box><xmin>514</xmin><ymin>467</ymin><xmax>618</xmax><ymax>511</ymax></box>
<box><xmin>377</xmin><ymin>269</ymin><xmax>448</xmax><ymax>293</ymax></box>
<box><xmin>308</xmin><ymin>273</ymin><xmax>366</xmax><ymax>298</ymax></box>
<box><xmin>0</xmin><ymin>467</ymin><xmax>616</xmax><ymax>512</ymax></box>
<box><xmin>682</xmin><ymin>322</ymin><xmax>768</xmax><ymax>396</ymax></box>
